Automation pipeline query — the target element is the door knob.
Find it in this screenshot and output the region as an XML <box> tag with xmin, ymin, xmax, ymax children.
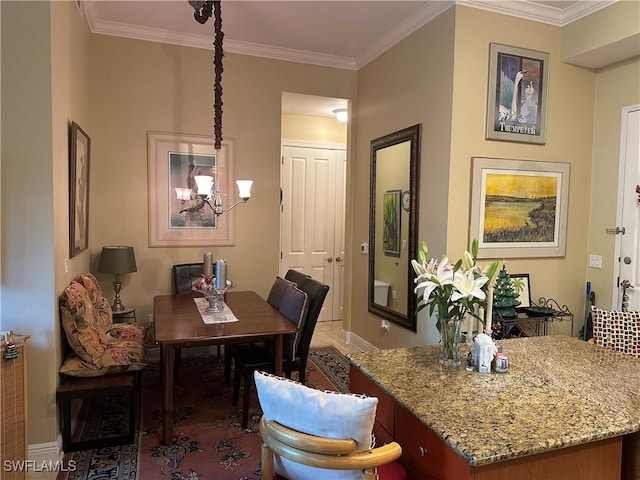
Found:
<box><xmin>335</xmin><ymin>257</ymin><xmax>343</xmax><ymax>262</ymax></box>
<box><xmin>327</xmin><ymin>257</ymin><xmax>333</xmax><ymax>263</ymax></box>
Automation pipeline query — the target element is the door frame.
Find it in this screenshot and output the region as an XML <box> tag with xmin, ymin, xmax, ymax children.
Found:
<box><xmin>611</xmin><ymin>104</ymin><xmax>640</xmax><ymax>308</ymax></box>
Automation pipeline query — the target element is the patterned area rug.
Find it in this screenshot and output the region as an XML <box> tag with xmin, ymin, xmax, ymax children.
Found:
<box><xmin>58</xmin><ymin>345</ymin><xmax>350</xmax><ymax>480</ymax></box>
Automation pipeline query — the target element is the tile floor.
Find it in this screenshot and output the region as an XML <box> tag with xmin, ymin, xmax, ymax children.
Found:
<box><xmin>310</xmin><ymin>319</ymin><xmax>360</xmax><ymax>356</ymax></box>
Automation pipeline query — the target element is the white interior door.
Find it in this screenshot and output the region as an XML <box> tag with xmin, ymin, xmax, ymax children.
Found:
<box><xmin>280</xmin><ymin>145</ymin><xmax>345</xmax><ymax>321</ymax></box>
<box><xmin>613</xmin><ymin>105</ymin><xmax>640</xmax><ymax>310</ymax></box>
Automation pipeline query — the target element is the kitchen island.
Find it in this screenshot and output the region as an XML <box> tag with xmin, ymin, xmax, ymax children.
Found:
<box><xmin>348</xmin><ymin>335</ymin><xmax>639</xmax><ymax>480</ymax></box>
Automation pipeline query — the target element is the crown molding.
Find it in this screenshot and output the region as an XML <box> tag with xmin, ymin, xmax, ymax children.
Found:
<box><xmin>84</xmin><ymin>0</ymin><xmax>619</xmax><ymax>70</ymax></box>
<box><xmin>458</xmin><ymin>0</ymin><xmax>615</xmax><ymax>27</ymax></box>
<box><xmin>356</xmin><ymin>1</ymin><xmax>455</xmax><ymax>69</ymax></box>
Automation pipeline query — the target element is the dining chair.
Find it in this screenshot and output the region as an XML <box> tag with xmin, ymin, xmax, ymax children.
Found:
<box><xmin>284</xmin><ymin>269</ymin><xmax>311</xmax><ymax>286</ymax></box>
<box><xmin>171</xmin><ymin>263</ymin><xmax>221</xmax><ymax>374</ymax></box>
<box><xmin>224</xmin><ymin>275</ymin><xmax>298</xmax><ymax>384</ymax></box>
<box><xmin>229</xmin><ymin>276</ymin><xmax>330</xmax><ymax>428</ymax></box>
<box><xmin>255</xmin><ymin>371</ymin><xmax>405</xmax><ymax>480</ymax></box>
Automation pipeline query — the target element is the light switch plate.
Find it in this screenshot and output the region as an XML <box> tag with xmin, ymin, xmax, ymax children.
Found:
<box><xmin>589</xmin><ymin>254</ymin><xmax>602</xmax><ymax>268</ymax></box>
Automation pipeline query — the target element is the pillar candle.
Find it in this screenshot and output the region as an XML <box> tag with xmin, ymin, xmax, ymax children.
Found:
<box><xmin>203</xmin><ymin>252</ymin><xmax>213</xmax><ymax>277</ymax></box>
<box><xmin>215</xmin><ymin>259</ymin><xmax>226</xmax><ymax>289</ymax></box>
<box><xmin>485</xmin><ymin>285</ymin><xmax>494</xmax><ymax>334</ymax></box>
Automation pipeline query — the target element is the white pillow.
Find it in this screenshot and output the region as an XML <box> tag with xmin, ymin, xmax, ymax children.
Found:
<box><xmin>255</xmin><ymin>371</ymin><xmax>378</xmax><ymax>480</ymax></box>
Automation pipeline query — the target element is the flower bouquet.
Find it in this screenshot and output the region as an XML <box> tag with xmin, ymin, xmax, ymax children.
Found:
<box><xmin>411</xmin><ymin>239</ymin><xmax>498</xmax><ymax>367</ymax></box>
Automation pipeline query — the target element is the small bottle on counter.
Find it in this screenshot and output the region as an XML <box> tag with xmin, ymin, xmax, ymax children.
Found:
<box><xmin>495</xmin><ymin>352</ymin><xmax>508</xmax><ymax>373</ymax></box>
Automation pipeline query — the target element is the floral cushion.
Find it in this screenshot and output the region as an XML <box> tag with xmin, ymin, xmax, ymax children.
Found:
<box><xmin>59</xmin><ymin>338</ymin><xmax>146</xmax><ymax>377</ymax></box>
<box><xmin>59</xmin><ymin>276</ymin><xmax>147</xmax><ymax>377</ymax></box>
<box><xmin>60</xmin><ymin>281</ymin><xmax>109</xmax><ymax>363</ymax></box>
<box><xmin>80</xmin><ymin>273</ymin><xmax>113</xmax><ymax>332</ymax></box>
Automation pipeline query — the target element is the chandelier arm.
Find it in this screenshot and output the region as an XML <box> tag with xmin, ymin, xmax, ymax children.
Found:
<box><xmin>221</xmin><ymin>198</ymin><xmax>249</xmax><ymax>213</ymax></box>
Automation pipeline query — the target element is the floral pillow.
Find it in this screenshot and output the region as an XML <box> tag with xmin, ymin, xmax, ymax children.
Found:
<box><xmin>80</xmin><ymin>273</ymin><xmax>113</xmax><ymax>332</ymax></box>
<box><xmin>59</xmin><ymin>281</ymin><xmax>147</xmax><ymax>377</ymax></box>
<box><xmin>60</xmin><ymin>281</ymin><xmax>108</xmax><ymax>364</ymax></box>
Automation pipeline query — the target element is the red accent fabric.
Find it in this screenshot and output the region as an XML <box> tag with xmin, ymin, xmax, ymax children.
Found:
<box><xmin>378</xmin><ymin>461</ymin><xmax>407</xmax><ymax>480</ymax></box>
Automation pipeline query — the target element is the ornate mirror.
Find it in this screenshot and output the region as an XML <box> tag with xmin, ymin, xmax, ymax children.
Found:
<box><xmin>368</xmin><ymin>124</ymin><xmax>421</xmax><ymax>331</ymax></box>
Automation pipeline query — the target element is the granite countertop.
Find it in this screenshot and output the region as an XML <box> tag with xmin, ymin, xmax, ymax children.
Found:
<box><xmin>347</xmin><ymin>336</ymin><xmax>640</xmax><ymax>467</ymax></box>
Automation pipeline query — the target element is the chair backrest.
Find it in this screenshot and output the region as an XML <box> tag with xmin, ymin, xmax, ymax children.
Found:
<box><xmin>293</xmin><ymin>277</ymin><xmax>329</xmax><ymax>362</ymax></box>
<box><xmin>267</xmin><ymin>276</ymin><xmax>296</xmax><ymax>309</ymax></box>
<box><xmin>259</xmin><ymin>417</ymin><xmax>401</xmax><ymax>480</ymax></box>
<box><xmin>254</xmin><ymin>370</ymin><xmax>400</xmax><ymax>480</ymax></box>
<box><xmin>284</xmin><ymin>269</ymin><xmax>311</xmax><ymax>286</ymax></box>
<box><xmin>172</xmin><ymin>263</ymin><xmax>209</xmax><ymax>294</ymax></box>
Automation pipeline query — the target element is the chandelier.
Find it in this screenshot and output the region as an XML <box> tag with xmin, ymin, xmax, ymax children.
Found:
<box><xmin>187</xmin><ymin>0</ymin><xmax>252</xmax><ymax>217</ymax></box>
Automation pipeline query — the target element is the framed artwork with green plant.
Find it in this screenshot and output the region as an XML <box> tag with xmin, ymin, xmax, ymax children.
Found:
<box><xmin>510</xmin><ymin>273</ymin><xmax>531</xmax><ymax>309</ymax></box>
<box><xmin>383</xmin><ymin>189</ymin><xmax>401</xmax><ymax>257</ymax></box>
<box><xmin>470</xmin><ymin>157</ymin><xmax>570</xmax><ymax>258</ymax></box>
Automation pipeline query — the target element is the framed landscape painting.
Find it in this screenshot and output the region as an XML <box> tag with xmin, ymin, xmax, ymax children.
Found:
<box><xmin>470</xmin><ymin>157</ymin><xmax>570</xmax><ymax>258</ymax></box>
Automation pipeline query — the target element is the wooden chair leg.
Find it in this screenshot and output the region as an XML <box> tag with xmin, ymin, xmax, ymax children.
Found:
<box><xmin>261</xmin><ymin>442</ymin><xmax>274</xmax><ymax>479</ymax></box>
<box><xmin>242</xmin><ymin>373</ymin><xmax>252</xmax><ymax>429</ymax></box>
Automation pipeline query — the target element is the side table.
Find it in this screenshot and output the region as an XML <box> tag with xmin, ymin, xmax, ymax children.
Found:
<box><xmin>112</xmin><ymin>307</ymin><xmax>136</xmax><ymax>323</ymax></box>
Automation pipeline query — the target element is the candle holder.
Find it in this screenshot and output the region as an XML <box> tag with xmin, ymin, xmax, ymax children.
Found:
<box><xmin>194</xmin><ymin>279</ymin><xmax>235</xmax><ymax>313</ymax></box>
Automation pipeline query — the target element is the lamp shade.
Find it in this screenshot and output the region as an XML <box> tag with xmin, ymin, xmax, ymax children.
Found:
<box><xmin>236</xmin><ymin>180</ymin><xmax>253</xmax><ymax>199</ymax></box>
<box><xmin>98</xmin><ymin>246</ymin><xmax>137</xmax><ymax>274</ymax></box>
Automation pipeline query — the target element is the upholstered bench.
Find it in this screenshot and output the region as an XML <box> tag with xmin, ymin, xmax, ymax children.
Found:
<box><xmin>56</xmin><ymin>273</ymin><xmax>146</xmax><ymax>452</ymax></box>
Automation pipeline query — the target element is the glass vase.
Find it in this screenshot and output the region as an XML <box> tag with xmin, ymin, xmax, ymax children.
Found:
<box><xmin>439</xmin><ymin>316</ymin><xmax>464</xmax><ymax>367</ymax></box>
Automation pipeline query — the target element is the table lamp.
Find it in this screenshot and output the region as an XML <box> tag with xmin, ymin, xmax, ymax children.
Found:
<box><xmin>98</xmin><ymin>246</ymin><xmax>137</xmax><ymax>312</ymax></box>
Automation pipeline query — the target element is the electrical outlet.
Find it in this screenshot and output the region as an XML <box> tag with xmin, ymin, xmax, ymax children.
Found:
<box><xmin>381</xmin><ymin>319</ymin><xmax>390</xmax><ymax>332</ymax></box>
<box><xmin>589</xmin><ymin>254</ymin><xmax>602</xmax><ymax>268</ymax></box>
<box><xmin>391</xmin><ymin>290</ymin><xmax>398</xmax><ymax>300</ymax></box>
<box><xmin>64</xmin><ymin>258</ymin><xmax>69</xmax><ymax>273</ymax></box>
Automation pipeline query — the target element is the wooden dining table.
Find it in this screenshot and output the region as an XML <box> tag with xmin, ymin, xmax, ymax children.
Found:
<box><xmin>153</xmin><ymin>291</ymin><xmax>297</xmax><ymax>445</ymax></box>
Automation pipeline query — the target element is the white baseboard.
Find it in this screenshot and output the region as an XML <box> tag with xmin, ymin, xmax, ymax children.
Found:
<box><xmin>28</xmin><ymin>437</ymin><xmax>62</xmax><ymax>463</ymax></box>
<box><xmin>343</xmin><ymin>329</ymin><xmax>379</xmax><ymax>352</ymax></box>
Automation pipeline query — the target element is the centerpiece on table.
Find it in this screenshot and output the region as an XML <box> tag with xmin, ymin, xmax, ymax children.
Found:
<box><xmin>411</xmin><ymin>239</ymin><xmax>498</xmax><ymax>367</ymax></box>
<box><xmin>193</xmin><ymin>275</ymin><xmax>234</xmax><ymax>313</ymax></box>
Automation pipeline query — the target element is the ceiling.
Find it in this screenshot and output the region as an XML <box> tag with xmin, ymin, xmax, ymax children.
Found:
<box><xmin>79</xmin><ymin>0</ymin><xmax>617</xmax><ymax>117</ymax></box>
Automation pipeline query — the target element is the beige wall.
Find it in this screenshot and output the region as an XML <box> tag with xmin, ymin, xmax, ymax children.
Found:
<box><xmin>354</xmin><ymin>8</ymin><xmax>456</xmax><ymax>347</ymax></box>
<box><xmin>282</xmin><ymin>113</ymin><xmax>347</xmax><ymax>145</ymax></box>
<box><xmin>1</xmin><ymin>0</ymin><xmax>91</xmax><ymax>446</ymax></box>
<box><xmin>89</xmin><ymin>35</ymin><xmax>357</xmax><ymax>326</ymax></box>
<box><xmin>588</xmin><ymin>58</ymin><xmax>640</xmax><ymax>308</ymax></box>
<box><xmin>449</xmin><ymin>6</ymin><xmax>595</xmax><ymax>337</ymax></box>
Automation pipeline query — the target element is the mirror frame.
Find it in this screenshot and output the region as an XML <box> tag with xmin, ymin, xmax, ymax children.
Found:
<box><xmin>368</xmin><ymin>124</ymin><xmax>421</xmax><ymax>331</ymax></box>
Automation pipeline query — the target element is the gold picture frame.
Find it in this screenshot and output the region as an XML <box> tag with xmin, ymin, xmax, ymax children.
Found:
<box><xmin>470</xmin><ymin>157</ymin><xmax>570</xmax><ymax>259</ymax></box>
<box><xmin>147</xmin><ymin>131</ymin><xmax>235</xmax><ymax>247</ymax></box>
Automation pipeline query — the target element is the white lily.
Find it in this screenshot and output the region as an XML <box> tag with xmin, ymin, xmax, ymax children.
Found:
<box><xmin>451</xmin><ymin>269</ymin><xmax>488</xmax><ymax>302</ymax></box>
